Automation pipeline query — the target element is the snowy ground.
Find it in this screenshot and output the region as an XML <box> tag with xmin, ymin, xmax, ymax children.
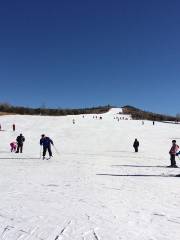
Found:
<box><xmin>0</xmin><ymin>108</ymin><xmax>180</xmax><ymax>240</ymax></box>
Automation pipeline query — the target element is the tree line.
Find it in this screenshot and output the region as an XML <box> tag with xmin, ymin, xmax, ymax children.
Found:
<box><xmin>0</xmin><ymin>103</ymin><xmax>112</xmax><ymax>116</ymax></box>
<box><xmin>122</xmin><ymin>106</ymin><xmax>177</xmax><ymax>122</ymax></box>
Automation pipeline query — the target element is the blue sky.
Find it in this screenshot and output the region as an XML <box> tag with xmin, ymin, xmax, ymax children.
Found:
<box><xmin>0</xmin><ymin>0</ymin><xmax>180</xmax><ymax>115</ymax></box>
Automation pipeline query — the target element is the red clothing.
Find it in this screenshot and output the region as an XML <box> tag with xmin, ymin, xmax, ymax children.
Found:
<box><xmin>10</xmin><ymin>142</ymin><xmax>17</xmax><ymax>152</ymax></box>
<box><xmin>169</xmin><ymin>144</ymin><xmax>179</xmax><ymax>155</ymax></box>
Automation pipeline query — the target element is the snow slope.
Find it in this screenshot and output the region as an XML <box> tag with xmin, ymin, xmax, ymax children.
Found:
<box><xmin>0</xmin><ymin>108</ymin><xmax>180</xmax><ymax>240</ymax></box>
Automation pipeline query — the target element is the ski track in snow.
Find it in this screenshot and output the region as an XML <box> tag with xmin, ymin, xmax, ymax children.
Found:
<box><xmin>0</xmin><ymin>109</ymin><xmax>180</xmax><ymax>239</ymax></box>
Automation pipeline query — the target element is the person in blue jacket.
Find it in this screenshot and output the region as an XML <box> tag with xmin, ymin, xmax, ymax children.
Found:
<box><xmin>40</xmin><ymin>134</ymin><xmax>54</xmax><ymax>159</ymax></box>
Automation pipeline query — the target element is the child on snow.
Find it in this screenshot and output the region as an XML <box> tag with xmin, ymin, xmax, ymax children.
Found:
<box><xmin>169</xmin><ymin>140</ymin><xmax>179</xmax><ymax>168</ymax></box>
<box><xmin>10</xmin><ymin>141</ymin><xmax>17</xmax><ymax>152</ymax></box>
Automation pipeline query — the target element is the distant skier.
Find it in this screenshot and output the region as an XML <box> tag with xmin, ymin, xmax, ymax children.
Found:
<box><xmin>10</xmin><ymin>141</ymin><xmax>17</xmax><ymax>152</ymax></box>
<box><xmin>133</xmin><ymin>139</ymin><xmax>139</xmax><ymax>152</ymax></box>
<box><xmin>72</xmin><ymin>119</ymin><xmax>75</xmax><ymax>124</ymax></box>
<box><xmin>13</xmin><ymin>124</ymin><xmax>15</xmax><ymax>131</ymax></box>
<box><xmin>16</xmin><ymin>134</ymin><xmax>25</xmax><ymax>153</ymax></box>
<box><xmin>0</xmin><ymin>124</ymin><xmax>1</xmax><ymax>131</ymax></box>
<box><xmin>168</xmin><ymin>140</ymin><xmax>179</xmax><ymax>168</ymax></box>
<box><xmin>153</xmin><ymin>121</ymin><xmax>155</xmax><ymax>125</ymax></box>
<box><xmin>40</xmin><ymin>134</ymin><xmax>54</xmax><ymax>160</ymax></box>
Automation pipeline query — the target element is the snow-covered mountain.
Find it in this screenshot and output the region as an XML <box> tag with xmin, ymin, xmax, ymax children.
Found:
<box><xmin>0</xmin><ymin>108</ymin><xmax>179</xmax><ymax>240</ymax></box>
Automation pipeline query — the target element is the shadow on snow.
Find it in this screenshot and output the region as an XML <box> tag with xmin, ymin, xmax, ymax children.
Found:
<box><xmin>111</xmin><ymin>164</ymin><xmax>167</xmax><ymax>168</ymax></box>
<box><xmin>0</xmin><ymin>157</ymin><xmax>40</xmax><ymax>159</ymax></box>
<box><xmin>97</xmin><ymin>174</ymin><xmax>180</xmax><ymax>177</ymax></box>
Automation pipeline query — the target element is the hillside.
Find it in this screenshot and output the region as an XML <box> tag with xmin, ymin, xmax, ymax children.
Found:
<box><xmin>0</xmin><ymin>108</ymin><xmax>180</xmax><ymax>239</ymax></box>
<box><xmin>122</xmin><ymin>105</ymin><xmax>177</xmax><ymax>122</ymax></box>
<box><xmin>0</xmin><ymin>103</ymin><xmax>177</xmax><ymax>123</ymax></box>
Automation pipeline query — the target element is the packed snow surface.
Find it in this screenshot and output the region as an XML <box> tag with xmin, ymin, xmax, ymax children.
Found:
<box><xmin>0</xmin><ymin>108</ymin><xmax>180</xmax><ymax>240</ymax></box>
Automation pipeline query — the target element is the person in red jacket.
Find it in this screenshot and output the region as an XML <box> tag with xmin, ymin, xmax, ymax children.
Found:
<box><xmin>168</xmin><ymin>140</ymin><xmax>179</xmax><ymax>168</ymax></box>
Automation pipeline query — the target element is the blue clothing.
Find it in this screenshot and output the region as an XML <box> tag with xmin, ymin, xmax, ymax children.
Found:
<box><xmin>40</xmin><ymin>137</ymin><xmax>53</xmax><ymax>147</ymax></box>
<box><xmin>176</xmin><ymin>151</ymin><xmax>180</xmax><ymax>156</ymax></box>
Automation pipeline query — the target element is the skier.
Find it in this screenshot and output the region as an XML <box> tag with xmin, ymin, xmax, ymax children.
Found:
<box><xmin>16</xmin><ymin>134</ymin><xmax>25</xmax><ymax>153</ymax></box>
<box><xmin>168</xmin><ymin>140</ymin><xmax>179</xmax><ymax>168</ymax></box>
<box><xmin>0</xmin><ymin>124</ymin><xmax>1</xmax><ymax>131</ymax></box>
<box><xmin>72</xmin><ymin>119</ymin><xmax>75</xmax><ymax>124</ymax></box>
<box><xmin>13</xmin><ymin>124</ymin><xmax>15</xmax><ymax>131</ymax></box>
<box><xmin>40</xmin><ymin>134</ymin><xmax>54</xmax><ymax>159</ymax></box>
<box><xmin>133</xmin><ymin>139</ymin><xmax>139</xmax><ymax>152</ymax></box>
<box><xmin>10</xmin><ymin>141</ymin><xmax>17</xmax><ymax>152</ymax></box>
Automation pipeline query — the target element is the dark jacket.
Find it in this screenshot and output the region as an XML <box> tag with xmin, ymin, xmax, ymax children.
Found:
<box><xmin>133</xmin><ymin>140</ymin><xmax>139</xmax><ymax>148</ymax></box>
<box><xmin>40</xmin><ymin>137</ymin><xmax>53</xmax><ymax>148</ymax></box>
<box><xmin>16</xmin><ymin>135</ymin><xmax>25</xmax><ymax>145</ymax></box>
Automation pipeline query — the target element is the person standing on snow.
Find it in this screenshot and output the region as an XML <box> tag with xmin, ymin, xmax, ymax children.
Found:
<box><xmin>13</xmin><ymin>124</ymin><xmax>15</xmax><ymax>131</ymax></box>
<box><xmin>168</xmin><ymin>140</ymin><xmax>179</xmax><ymax>168</ymax></box>
<box><xmin>40</xmin><ymin>134</ymin><xmax>54</xmax><ymax>159</ymax></box>
<box><xmin>133</xmin><ymin>139</ymin><xmax>139</xmax><ymax>152</ymax></box>
<box><xmin>16</xmin><ymin>133</ymin><xmax>25</xmax><ymax>153</ymax></box>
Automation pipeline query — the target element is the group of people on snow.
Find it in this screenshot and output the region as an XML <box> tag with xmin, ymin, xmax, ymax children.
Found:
<box><xmin>6</xmin><ymin>121</ymin><xmax>180</xmax><ymax>166</ymax></box>
<box><xmin>10</xmin><ymin>133</ymin><xmax>25</xmax><ymax>153</ymax></box>
<box><xmin>10</xmin><ymin>134</ymin><xmax>54</xmax><ymax>159</ymax></box>
<box><xmin>132</xmin><ymin>138</ymin><xmax>180</xmax><ymax>168</ymax></box>
<box><xmin>9</xmin><ymin>134</ymin><xmax>180</xmax><ymax>166</ymax></box>
<box><xmin>0</xmin><ymin>124</ymin><xmax>16</xmax><ymax>132</ymax></box>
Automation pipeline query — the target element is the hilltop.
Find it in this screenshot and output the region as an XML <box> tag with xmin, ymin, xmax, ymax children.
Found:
<box><xmin>0</xmin><ymin>103</ymin><xmax>177</xmax><ymax>122</ymax></box>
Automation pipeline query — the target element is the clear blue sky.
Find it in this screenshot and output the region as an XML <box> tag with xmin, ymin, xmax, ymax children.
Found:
<box><xmin>0</xmin><ymin>0</ymin><xmax>180</xmax><ymax>115</ymax></box>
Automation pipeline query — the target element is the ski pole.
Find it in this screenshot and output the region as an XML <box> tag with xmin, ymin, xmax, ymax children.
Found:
<box><xmin>40</xmin><ymin>145</ymin><xmax>42</xmax><ymax>159</ymax></box>
<box><xmin>53</xmin><ymin>145</ymin><xmax>60</xmax><ymax>156</ymax></box>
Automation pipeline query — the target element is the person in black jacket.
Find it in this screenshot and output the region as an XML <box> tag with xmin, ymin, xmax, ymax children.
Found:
<box><xmin>16</xmin><ymin>134</ymin><xmax>25</xmax><ymax>153</ymax></box>
<box><xmin>133</xmin><ymin>139</ymin><xmax>139</xmax><ymax>152</ymax></box>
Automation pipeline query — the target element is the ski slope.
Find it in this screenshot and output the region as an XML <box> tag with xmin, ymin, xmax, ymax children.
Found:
<box><xmin>0</xmin><ymin>108</ymin><xmax>180</xmax><ymax>240</ymax></box>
